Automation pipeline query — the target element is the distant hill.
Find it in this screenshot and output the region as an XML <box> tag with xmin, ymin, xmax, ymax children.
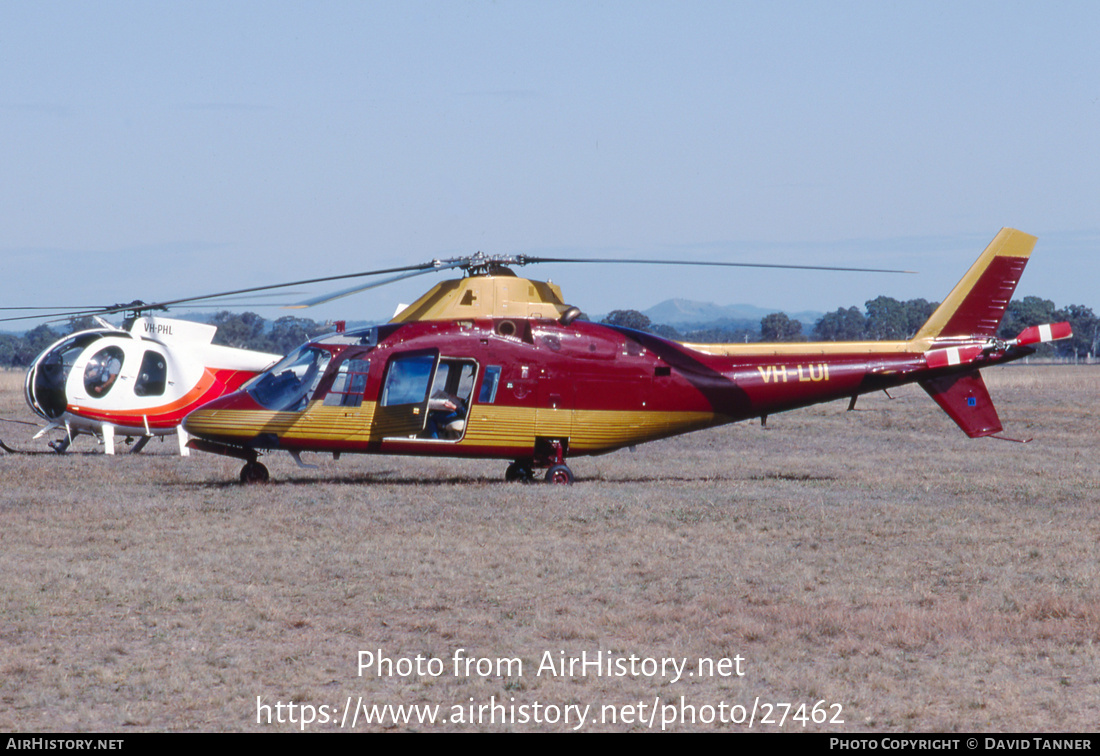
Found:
<box><xmin>643</xmin><ymin>298</ymin><xmax>824</xmax><ymax>328</ymax></box>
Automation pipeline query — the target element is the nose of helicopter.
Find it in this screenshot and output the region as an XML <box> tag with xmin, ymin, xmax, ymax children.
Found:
<box><xmin>25</xmin><ymin>337</ymin><xmax>82</xmax><ymax>420</ymax></box>
<box><xmin>182</xmin><ymin>390</ymin><xmax>262</xmax><ymax>441</ymax></box>
<box><xmin>26</xmin><ymin>355</ymin><xmax>67</xmax><ymax>420</ymax></box>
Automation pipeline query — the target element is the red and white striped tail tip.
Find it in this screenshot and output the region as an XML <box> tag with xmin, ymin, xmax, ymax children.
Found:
<box><xmin>1014</xmin><ymin>321</ymin><xmax>1073</xmax><ymax>346</ymax></box>
<box><xmin>925</xmin><ymin>344</ymin><xmax>984</xmax><ymax>369</ymax></box>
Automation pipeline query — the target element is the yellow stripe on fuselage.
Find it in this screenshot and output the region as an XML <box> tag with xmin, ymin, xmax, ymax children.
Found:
<box><xmin>185</xmin><ymin>403</ymin><xmax>376</xmax><ymax>443</ymax></box>
<box><xmin>186</xmin><ymin>401</ymin><xmax>724</xmax><ymax>455</ymax></box>
<box><xmin>682</xmin><ymin>340</ymin><xmax>912</xmax><ymax>357</ymax></box>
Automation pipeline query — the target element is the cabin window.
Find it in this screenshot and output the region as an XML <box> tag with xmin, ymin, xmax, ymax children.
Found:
<box><xmin>433</xmin><ymin>360</ymin><xmax>477</xmax><ymax>401</ymax></box>
<box><xmin>478</xmin><ymin>365</ymin><xmax>502</xmax><ymax>404</ymax></box>
<box><xmin>381</xmin><ymin>353</ymin><xmax>436</xmax><ymax>407</ymax></box>
<box><xmin>83</xmin><ymin>345</ymin><xmax>125</xmax><ymax>398</ymax></box>
<box><xmin>323</xmin><ymin>358</ymin><xmax>370</xmax><ymax>407</ymax></box>
<box><xmin>134</xmin><ymin>351</ymin><xmax>167</xmax><ymax>397</ymax></box>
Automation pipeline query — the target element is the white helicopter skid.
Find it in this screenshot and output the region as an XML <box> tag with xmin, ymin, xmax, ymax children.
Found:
<box><xmin>31</xmin><ymin>412</ymin><xmax>158</xmax><ymax>455</ymax></box>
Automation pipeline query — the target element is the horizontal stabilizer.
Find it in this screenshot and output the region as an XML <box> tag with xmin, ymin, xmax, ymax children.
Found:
<box><xmin>1014</xmin><ymin>321</ymin><xmax>1072</xmax><ymax>346</ymax></box>
<box><xmin>919</xmin><ymin>370</ymin><xmax>1002</xmax><ymax>438</ymax></box>
<box><xmin>925</xmin><ymin>344</ymin><xmax>983</xmax><ymax>369</ymax></box>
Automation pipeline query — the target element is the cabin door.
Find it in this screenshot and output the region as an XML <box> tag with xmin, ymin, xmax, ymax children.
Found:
<box><xmin>373</xmin><ymin>350</ymin><xmax>438</xmax><ymax>439</ymax></box>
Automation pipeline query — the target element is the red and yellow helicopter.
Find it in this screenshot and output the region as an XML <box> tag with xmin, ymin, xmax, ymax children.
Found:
<box><xmin>182</xmin><ymin>228</ymin><xmax>1070</xmax><ymax>484</ymax></box>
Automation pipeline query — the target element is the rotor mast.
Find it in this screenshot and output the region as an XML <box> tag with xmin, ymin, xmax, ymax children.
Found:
<box><xmin>389</xmin><ymin>270</ymin><xmax>570</xmax><ymax>323</ymax></box>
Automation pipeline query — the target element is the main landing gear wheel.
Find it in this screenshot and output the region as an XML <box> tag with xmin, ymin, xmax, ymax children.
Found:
<box><xmin>505</xmin><ymin>461</ymin><xmax>534</xmax><ymax>483</ymax></box>
<box><xmin>240</xmin><ymin>461</ymin><xmax>270</xmax><ymax>484</ymax></box>
<box><xmin>544</xmin><ymin>464</ymin><xmax>574</xmax><ymax>485</ymax></box>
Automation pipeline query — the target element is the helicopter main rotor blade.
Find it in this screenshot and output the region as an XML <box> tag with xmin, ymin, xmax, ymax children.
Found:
<box><xmin>118</xmin><ymin>261</ymin><xmax>452</xmax><ymax>313</ymax></box>
<box><xmin>0</xmin><ymin>250</ymin><xmax>916</xmax><ymax>326</ymax></box>
<box><xmin>518</xmin><ymin>256</ymin><xmax>917</xmax><ymax>274</ymax></box>
<box><xmin>0</xmin><ymin>308</ymin><xmax>124</xmax><ymax>325</ymax></box>
<box><xmin>0</xmin><ymin>306</ymin><xmax>104</xmax><ymax>311</ymax></box>
<box><xmin>287</xmin><ymin>260</ymin><xmax>470</xmax><ymax>308</ymax></box>
<box><xmin>0</xmin><ymin>262</ymin><xmax>447</xmax><ymax>324</ymax></box>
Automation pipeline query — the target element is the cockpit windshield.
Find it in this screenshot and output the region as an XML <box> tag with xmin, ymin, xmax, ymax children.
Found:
<box><xmin>246</xmin><ymin>346</ymin><xmax>332</xmax><ymax>412</ymax></box>
<box><xmin>28</xmin><ymin>332</ymin><xmax>107</xmax><ymax>419</ymax></box>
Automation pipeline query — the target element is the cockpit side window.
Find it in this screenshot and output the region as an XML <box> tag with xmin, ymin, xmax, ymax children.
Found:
<box><xmin>134</xmin><ymin>350</ymin><xmax>167</xmax><ymax>397</ymax></box>
<box><xmin>83</xmin><ymin>346</ymin><xmax>125</xmax><ymax>398</ymax></box>
<box><xmin>323</xmin><ymin>358</ymin><xmax>370</xmax><ymax>407</ymax></box>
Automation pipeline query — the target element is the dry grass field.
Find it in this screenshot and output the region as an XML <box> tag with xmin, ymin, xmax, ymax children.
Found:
<box><xmin>1</xmin><ymin>365</ymin><xmax>1098</xmax><ymax>733</ymax></box>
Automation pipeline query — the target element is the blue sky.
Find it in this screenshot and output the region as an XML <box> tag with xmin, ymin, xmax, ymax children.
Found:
<box><xmin>2</xmin><ymin>1</ymin><xmax>1098</xmax><ymax>328</ymax></box>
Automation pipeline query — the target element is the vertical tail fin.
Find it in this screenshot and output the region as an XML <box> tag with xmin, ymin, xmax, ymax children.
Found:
<box><xmin>914</xmin><ymin>228</ymin><xmax>1036</xmax><ymax>341</ymax></box>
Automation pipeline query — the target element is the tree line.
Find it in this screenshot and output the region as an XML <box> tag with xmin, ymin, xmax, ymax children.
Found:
<box><xmin>602</xmin><ymin>295</ymin><xmax>1099</xmax><ymax>360</ymax></box>
<box><xmin>1</xmin><ymin>297</ymin><xmax>1096</xmax><ymax>369</ymax></box>
<box><xmin>0</xmin><ymin>313</ymin><xmax>330</xmax><ymax>368</ymax></box>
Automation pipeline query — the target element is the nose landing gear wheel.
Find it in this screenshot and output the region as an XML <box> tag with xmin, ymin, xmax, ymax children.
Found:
<box><xmin>505</xmin><ymin>461</ymin><xmax>534</xmax><ymax>483</ymax></box>
<box><xmin>544</xmin><ymin>464</ymin><xmax>574</xmax><ymax>485</ymax></box>
<box><xmin>240</xmin><ymin>461</ymin><xmax>270</xmax><ymax>484</ymax></box>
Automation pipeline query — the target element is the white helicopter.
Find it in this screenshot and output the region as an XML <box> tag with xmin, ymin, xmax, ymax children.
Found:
<box><xmin>22</xmin><ymin>312</ymin><xmax>282</xmax><ymax>454</ymax></box>
<box><xmin>4</xmin><ymin>266</ymin><xmax>440</xmax><ymax>454</ymax></box>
